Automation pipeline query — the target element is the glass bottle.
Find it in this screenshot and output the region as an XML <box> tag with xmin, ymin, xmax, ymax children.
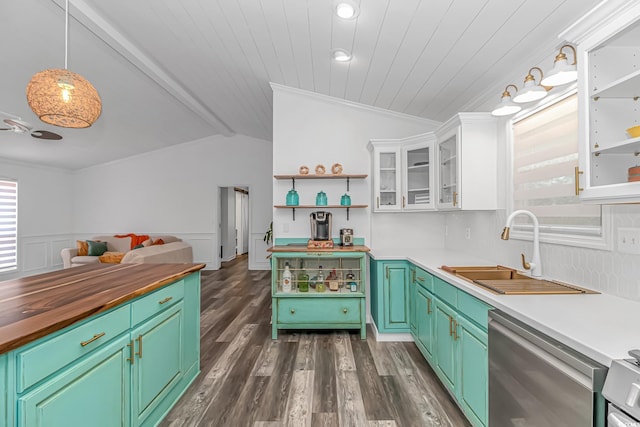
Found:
<box><xmin>282</xmin><ymin>262</ymin><xmax>292</xmax><ymax>292</ymax></box>
<box><xmin>298</xmin><ymin>259</ymin><xmax>309</xmax><ymax>292</ymax></box>
<box><xmin>316</xmin><ymin>265</ymin><xmax>326</xmax><ymax>292</ymax></box>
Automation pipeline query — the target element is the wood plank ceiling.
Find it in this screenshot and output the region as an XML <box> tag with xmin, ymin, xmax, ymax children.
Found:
<box><xmin>0</xmin><ymin>0</ymin><xmax>602</xmax><ymax>169</ymax></box>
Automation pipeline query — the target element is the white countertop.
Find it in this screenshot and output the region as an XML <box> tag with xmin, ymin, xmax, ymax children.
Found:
<box><xmin>370</xmin><ymin>248</ymin><xmax>640</xmax><ymax>367</ymax></box>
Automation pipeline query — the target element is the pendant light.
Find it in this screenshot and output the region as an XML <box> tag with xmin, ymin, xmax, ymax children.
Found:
<box><xmin>491</xmin><ymin>85</ymin><xmax>522</xmax><ymax>117</ymax></box>
<box><xmin>26</xmin><ymin>0</ymin><xmax>101</xmax><ymax>128</ymax></box>
<box><xmin>513</xmin><ymin>67</ymin><xmax>549</xmax><ymax>104</ymax></box>
<box><xmin>540</xmin><ymin>44</ymin><xmax>578</xmax><ymax>87</ymax></box>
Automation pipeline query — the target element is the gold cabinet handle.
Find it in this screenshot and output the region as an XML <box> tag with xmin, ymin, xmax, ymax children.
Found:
<box><xmin>343</xmin><ymin>308</ymin><xmax>348</xmax><ymax>314</ymax></box>
<box><xmin>448</xmin><ymin>316</ymin><xmax>453</xmax><ymax>336</ymax></box>
<box><xmin>574</xmin><ymin>166</ymin><xmax>584</xmax><ymax>195</ymax></box>
<box><xmin>159</xmin><ymin>296</ymin><xmax>173</xmax><ymax>305</ymax></box>
<box><xmin>135</xmin><ymin>335</ymin><xmax>143</xmax><ymax>359</ymax></box>
<box><xmin>411</xmin><ymin>269</ymin><xmax>416</xmax><ymax>283</ymax></box>
<box><xmin>453</xmin><ymin>319</ymin><xmax>459</xmax><ymax>341</ymax></box>
<box><xmin>127</xmin><ymin>340</ymin><xmax>135</xmax><ymax>365</ymax></box>
<box><xmin>385</xmin><ymin>266</ymin><xmax>389</xmax><ymax>279</ymax></box>
<box><xmin>416</xmin><ymin>276</ymin><xmax>425</xmax><ymax>283</ymax></box>
<box><xmin>290</xmin><ymin>308</ymin><xmax>296</xmax><ymax>314</ymax></box>
<box><xmin>80</xmin><ymin>332</ymin><xmax>105</xmax><ymax>347</ymax></box>
<box><xmin>427</xmin><ymin>297</ymin><xmax>432</xmax><ymax>314</ymax></box>
<box><xmin>453</xmin><ymin>191</ymin><xmax>458</xmax><ymax>207</ymax></box>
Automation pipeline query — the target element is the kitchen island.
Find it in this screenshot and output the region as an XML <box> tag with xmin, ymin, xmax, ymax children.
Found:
<box><xmin>371</xmin><ymin>248</ymin><xmax>636</xmax><ymax>367</ymax></box>
<box><xmin>0</xmin><ymin>262</ymin><xmax>204</xmax><ymax>427</ymax></box>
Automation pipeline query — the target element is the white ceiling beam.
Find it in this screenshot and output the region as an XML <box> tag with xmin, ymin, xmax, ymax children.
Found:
<box><xmin>50</xmin><ymin>0</ymin><xmax>235</xmax><ymax>136</ymax></box>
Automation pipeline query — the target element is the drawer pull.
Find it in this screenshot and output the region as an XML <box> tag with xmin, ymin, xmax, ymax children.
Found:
<box><xmin>453</xmin><ymin>319</ymin><xmax>459</xmax><ymax>341</ymax></box>
<box><xmin>159</xmin><ymin>296</ymin><xmax>173</xmax><ymax>305</ymax></box>
<box><xmin>290</xmin><ymin>308</ymin><xmax>296</xmax><ymax>314</ymax></box>
<box><xmin>127</xmin><ymin>340</ymin><xmax>135</xmax><ymax>365</ymax></box>
<box><xmin>80</xmin><ymin>332</ymin><xmax>105</xmax><ymax>347</ymax></box>
<box><xmin>343</xmin><ymin>308</ymin><xmax>348</xmax><ymax>314</ymax></box>
<box><xmin>416</xmin><ymin>276</ymin><xmax>425</xmax><ymax>283</ymax></box>
<box><xmin>449</xmin><ymin>316</ymin><xmax>453</xmax><ymax>336</ymax></box>
<box><xmin>136</xmin><ymin>335</ymin><xmax>143</xmax><ymax>358</ymax></box>
<box><xmin>427</xmin><ymin>298</ymin><xmax>432</xmax><ymax>314</ymax></box>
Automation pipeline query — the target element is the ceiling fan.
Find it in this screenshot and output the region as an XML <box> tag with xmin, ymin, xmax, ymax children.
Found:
<box><xmin>0</xmin><ymin>111</ymin><xmax>62</xmax><ymax>140</ymax></box>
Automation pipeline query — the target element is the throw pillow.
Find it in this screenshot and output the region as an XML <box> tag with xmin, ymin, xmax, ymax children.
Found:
<box><xmin>76</xmin><ymin>240</ymin><xmax>88</xmax><ymax>256</ymax></box>
<box><xmin>152</xmin><ymin>238</ymin><xmax>165</xmax><ymax>245</ymax></box>
<box><xmin>141</xmin><ymin>238</ymin><xmax>152</xmax><ymax>247</ymax></box>
<box><xmin>87</xmin><ymin>240</ymin><xmax>108</xmax><ymax>256</ymax></box>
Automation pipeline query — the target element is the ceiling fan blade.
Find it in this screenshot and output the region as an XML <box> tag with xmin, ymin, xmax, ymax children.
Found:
<box><xmin>31</xmin><ymin>130</ymin><xmax>63</xmax><ymax>140</ymax></box>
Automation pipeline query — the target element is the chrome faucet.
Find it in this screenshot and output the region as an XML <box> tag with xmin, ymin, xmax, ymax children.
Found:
<box><xmin>501</xmin><ymin>209</ymin><xmax>541</xmax><ymax>277</ymax></box>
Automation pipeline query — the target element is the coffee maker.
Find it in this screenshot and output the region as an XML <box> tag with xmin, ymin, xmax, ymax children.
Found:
<box><xmin>309</xmin><ymin>211</ymin><xmax>333</xmax><ymax>248</ymax></box>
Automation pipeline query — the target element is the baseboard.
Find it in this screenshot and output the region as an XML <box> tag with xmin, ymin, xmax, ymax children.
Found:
<box><xmin>369</xmin><ymin>319</ymin><xmax>414</xmax><ymax>342</ymax></box>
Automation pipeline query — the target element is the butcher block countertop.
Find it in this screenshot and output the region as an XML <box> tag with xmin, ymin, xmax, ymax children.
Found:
<box><xmin>0</xmin><ymin>263</ymin><xmax>205</xmax><ymax>354</ymax></box>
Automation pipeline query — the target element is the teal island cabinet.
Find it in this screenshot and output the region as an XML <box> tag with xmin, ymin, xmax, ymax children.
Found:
<box><xmin>410</xmin><ymin>268</ymin><xmax>492</xmax><ymax>427</ymax></box>
<box><xmin>0</xmin><ymin>263</ymin><xmax>204</xmax><ymax>427</ymax></box>
<box><xmin>269</xmin><ymin>244</ymin><xmax>369</xmax><ymax>339</ymax></box>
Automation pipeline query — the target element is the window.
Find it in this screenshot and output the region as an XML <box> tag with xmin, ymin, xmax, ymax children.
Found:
<box><xmin>0</xmin><ymin>179</ymin><xmax>17</xmax><ymax>272</ymax></box>
<box><xmin>511</xmin><ymin>93</ymin><xmax>610</xmax><ymax>249</ymax></box>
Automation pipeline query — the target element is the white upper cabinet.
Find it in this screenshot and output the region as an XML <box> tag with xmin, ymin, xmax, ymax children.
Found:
<box><xmin>369</xmin><ymin>133</ymin><xmax>436</xmax><ymax>212</ymax></box>
<box><xmin>568</xmin><ymin>1</ymin><xmax>640</xmax><ymax>203</ymax></box>
<box><xmin>435</xmin><ymin>113</ymin><xmax>498</xmax><ymax>210</ymax></box>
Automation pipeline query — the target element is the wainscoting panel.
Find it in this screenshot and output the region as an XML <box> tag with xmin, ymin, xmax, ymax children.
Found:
<box><xmin>250</xmin><ymin>233</ymin><xmax>270</xmax><ymax>270</ymax></box>
<box><xmin>22</xmin><ymin>241</ymin><xmax>48</xmax><ymax>273</ymax></box>
<box><xmin>180</xmin><ymin>233</ymin><xmax>216</xmax><ymax>269</ymax></box>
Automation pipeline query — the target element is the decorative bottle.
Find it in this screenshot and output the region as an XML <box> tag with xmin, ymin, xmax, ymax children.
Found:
<box><xmin>298</xmin><ymin>259</ymin><xmax>309</xmax><ymax>292</ymax></box>
<box><xmin>316</xmin><ymin>266</ymin><xmax>326</xmax><ymax>292</ymax></box>
<box><xmin>282</xmin><ymin>262</ymin><xmax>292</xmax><ymax>292</ymax></box>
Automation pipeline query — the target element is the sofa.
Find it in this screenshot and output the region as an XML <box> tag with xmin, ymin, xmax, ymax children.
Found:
<box><xmin>61</xmin><ymin>235</ymin><xmax>193</xmax><ymax>268</ymax></box>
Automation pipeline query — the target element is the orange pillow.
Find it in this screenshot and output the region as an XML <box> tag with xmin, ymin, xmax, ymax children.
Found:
<box><xmin>152</xmin><ymin>238</ymin><xmax>165</xmax><ymax>245</ymax></box>
<box><xmin>76</xmin><ymin>240</ymin><xmax>88</xmax><ymax>256</ymax></box>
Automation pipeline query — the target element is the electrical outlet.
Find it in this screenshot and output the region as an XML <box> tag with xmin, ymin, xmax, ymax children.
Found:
<box><xmin>465</xmin><ymin>227</ymin><xmax>471</xmax><ymax>240</ymax></box>
<box><xmin>618</xmin><ymin>227</ymin><xmax>640</xmax><ymax>254</ymax></box>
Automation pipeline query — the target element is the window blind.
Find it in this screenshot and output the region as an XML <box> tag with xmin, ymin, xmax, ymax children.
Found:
<box><xmin>512</xmin><ymin>94</ymin><xmax>601</xmax><ymax>236</ymax></box>
<box><xmin>0</xmin><ymin>179</ymin><xmax>17</xmax><ymax>272</ymax></box>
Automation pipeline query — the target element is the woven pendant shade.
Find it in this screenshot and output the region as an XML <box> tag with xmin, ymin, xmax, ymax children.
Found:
<box><xmin>26</xmin><ymin>68</ymin><xmax>101</xmax><ymax>128</ymax></box>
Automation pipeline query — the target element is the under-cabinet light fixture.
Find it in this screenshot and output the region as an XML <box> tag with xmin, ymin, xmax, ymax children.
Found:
<box><xmin>513</xmin><ymin>67</ymin><xmax>550</xmax><ymax>103</ymax></box>
<box><xmin>540</xmin><ymin>44</ymin><xmax>578</xmax><ymax>86</ymax></box>
<box><xmin>491</xmin><ymin>85</ymin><xmax>522</xmax><ymax>117</ymax></box>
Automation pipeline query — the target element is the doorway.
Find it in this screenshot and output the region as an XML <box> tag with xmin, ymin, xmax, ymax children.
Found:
<box><xmin>218</xmin><ymin>186</ymin><xmax>250</xmax><ymax>265</ymax></box>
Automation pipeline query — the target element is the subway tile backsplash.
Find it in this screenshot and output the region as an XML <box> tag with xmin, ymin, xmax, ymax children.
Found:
<box><xmin>444</xmin><ymin>206</ymin><xmax>640</xmax><ymax>302</ymax></box>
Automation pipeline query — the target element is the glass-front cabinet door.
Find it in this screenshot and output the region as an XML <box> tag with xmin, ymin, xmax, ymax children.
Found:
<box><xmin>370</xmin><ymin>144</ymin><xmax>402</xmax><ymax>211</ymax></box>
<box><xmin>403</xmin><ymin>137</ymin><xmax>435</xmax><ymax>210</ymax></box>
<box><xmin>437</xmin><ymin>129</ymin><xmax>460</xmax><ymax>210</ymax></box>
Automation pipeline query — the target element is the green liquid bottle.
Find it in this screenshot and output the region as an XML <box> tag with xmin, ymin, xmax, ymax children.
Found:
<box><xmin>298</xmin><ymin>260</ymin><xmax>309</xmax><ymax>292</ymax></box>
<box><xmin>316</xmin><ymin>266</ymin><xmax>326</xmax><ymax>292</ymax></box>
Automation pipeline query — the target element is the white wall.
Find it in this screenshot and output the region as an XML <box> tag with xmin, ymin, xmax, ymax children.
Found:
<box><xmin>73</xmin><ymin>134</ymin><xmax>273</xmax><ymax>270</ymax></box>
<box><xmin>272</xmin><ymin>84</ymin><xmax>442</xmax><ymax>246</ymax></box>
<box><xmin>0</xmin><ymin>159</ymin><xmax>75</xmax><ymax>279</ymax></box>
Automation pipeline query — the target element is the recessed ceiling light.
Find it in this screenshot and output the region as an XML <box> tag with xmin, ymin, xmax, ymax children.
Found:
<box><xmin>336</xmin><ymin>2</ymin><xmax>357</xmax><ymax>19</ymax></box>
<box><xmin>333</xmin><ymin>49</ymin><xmax>352</xmax><ymax>62</ymax></box>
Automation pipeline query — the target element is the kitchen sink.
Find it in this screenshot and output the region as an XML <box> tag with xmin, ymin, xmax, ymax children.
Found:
<box><xmin>439</xmin><ymin>265</ymin><xmax>597</xmax><ymax>295</ymax></box>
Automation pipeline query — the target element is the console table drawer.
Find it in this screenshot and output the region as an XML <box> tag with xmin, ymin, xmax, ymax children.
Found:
<box><xmin>277</xmin><ymin>298</ymin><xmax>361</xmax><ymax>324</ymax></box>
<box><xmin>15</xmin><ymin>304</ymin><xmax>130</xmax><ymax>393</ymax></box>
<box><xmin>131</xmin><ymin>280</ymin><xmax>184</xmax><ymax>326</ymax></box>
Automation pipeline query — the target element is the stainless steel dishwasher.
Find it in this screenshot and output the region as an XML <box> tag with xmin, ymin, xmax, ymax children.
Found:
<box><xmin>488</xmin><ymin>310</ymin><xmax>607</xmax><ymax>427</ymax></box>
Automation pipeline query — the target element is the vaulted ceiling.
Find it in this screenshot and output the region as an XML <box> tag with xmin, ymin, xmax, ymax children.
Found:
<box><xmin>0</xmin><ymin>0</ymin><xmax>601</xmax><ymax>170</ymax></box>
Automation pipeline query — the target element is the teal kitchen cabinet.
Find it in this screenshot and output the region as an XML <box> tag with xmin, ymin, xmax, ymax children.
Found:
<box><xmin>9</xmin><ymin>271</ymin><xmax>201</xmax><ymax>427</ymax></box>
<box><xmin>409</xmin><ymin>270</ymin><xmax>491</xmax><ymax>427</ymax></box>
<box><xmin>457</xmin><ymin>315</ymin><xmax>488</xmax><ymax>427</ymax></box>
<box><xmin>0</xmin><ymin>354</ymin><xmax>7</xmax><ymax>427</ymax></box>
<box><xmin>370</xmin><ymin>259</ymin><xmax>410</xmax><ymax>333</ymax></box>
<box><xmin>270</xmin><ymin>249</ymin><xmax>368</xmax><ymax>339</ymax></box>
<box><xmin>414</xmin><ymin>285</ymin><xmax>435</xmax><ymax>363</ymax></box>
<box><xmin>409</xmin><ymin>265</ymin><xmax>417</xmax><ymax>334</ymax></box>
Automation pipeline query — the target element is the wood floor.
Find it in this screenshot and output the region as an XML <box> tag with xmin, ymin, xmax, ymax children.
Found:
<box><xmin>161</xmin><ymin>255</ymin><xmax>470</xmax><ymax>427</ymax></box>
